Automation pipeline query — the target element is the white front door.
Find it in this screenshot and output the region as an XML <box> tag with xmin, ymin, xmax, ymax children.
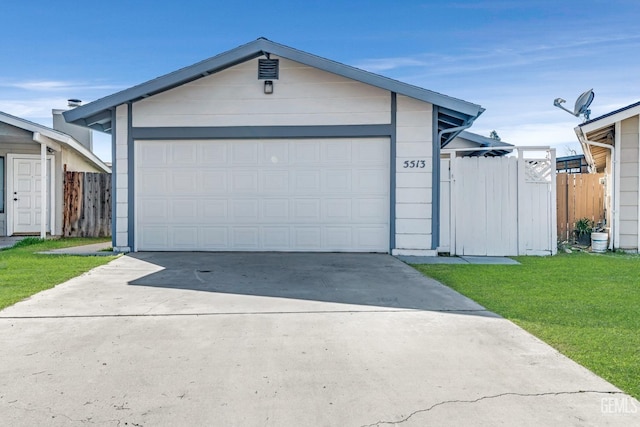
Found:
<box><xmin>11</xmin><ymin>156</ymin><xmax>51</xmax><ymax>234</ymax></box>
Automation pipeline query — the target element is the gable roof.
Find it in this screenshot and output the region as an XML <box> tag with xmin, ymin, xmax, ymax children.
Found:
<box><xmin>63</xmin><ymin>38</ymin><xmax>485</xmax><ymax>143</ymax></box>
<box><xmin>574</xmin><ymin>100</ymin><xmax>640</xmax><ymax>172</ymax></box>
<box><xmin>0</xmin><ymin>111</ymin><xmax>111</xmax><ymax>173</ymax></box>
<box><xmin>578</xmin><ymin>100</ymin><xmax>640</xmax><ymax>133</ymax></box>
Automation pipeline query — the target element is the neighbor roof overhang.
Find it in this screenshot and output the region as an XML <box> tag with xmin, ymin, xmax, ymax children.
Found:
<box><xmin>63</xmin><ymin>38</ymin><xmax>484</xmax><ymax>146</ymax></box>
<box><xmin>575</xmin><ymin>101</ymin><xmax>640</xmax><ymax>172</ymax></box>
<box><xmin>0</xmin><ymin>111</ymin><xmax>111</xmax><ymax>173</ymax></box>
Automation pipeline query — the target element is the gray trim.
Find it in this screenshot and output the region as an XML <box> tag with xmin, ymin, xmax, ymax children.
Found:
<box><xmin>431</xmin><ymin>106</ymin><xmax>440</xmax><ymax>251</ymax></box>
<box><xmin>131</xmin><ymin>124</ymin><xmax>393</xmax><ymax>140</ymax></box>
<box><xmin>127</xmin><ymin>103</ymin><xmax>135</xmax><ymax>251</ymax></box>
<box><xmin>389</xmin><ymin>93</ymin><xmax>397</xmax><ymax>252</ymax></box>
<box><xmin>110</xmin><ymin>108</ymin><xmax>116</xmax><ymax>249</ymax></box>
<box><xmin>63</xmin><ymin>38</ymin><xmax>484</xmax><ymax>129</ymax></box>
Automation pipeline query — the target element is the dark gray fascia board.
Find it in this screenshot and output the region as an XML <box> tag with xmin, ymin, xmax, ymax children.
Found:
<box><xmin>63</xmin><ymin>38</ymin><xmax>484</xmax><ymax>128</ymax></box>
<box><xmin>131</xmin><ymin>124</ymin><xmax>393</xmax><ymax>140</ymax></box>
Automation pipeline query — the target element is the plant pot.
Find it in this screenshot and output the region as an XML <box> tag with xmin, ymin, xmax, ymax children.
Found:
<box><xmin>591</xmin><ymin>232</ymin><xmax>608</xmax><ymax>253</ymax></box>
<box><xmin>575</xmin><ymin>232</ymin><xmax>591</xmax><ymax>246</ymax></box>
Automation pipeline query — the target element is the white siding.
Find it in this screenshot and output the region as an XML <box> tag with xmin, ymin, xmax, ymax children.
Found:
<box><xmin>133</xmin><ymin>57</ymin><xmax>391</xmax><ymax>127</ymax></box>
<box><xmin>115</xmin><ymin>104</ymin><xmax>129</xmax><ymax>249</ymax></box>
<box><xmin>394</xmin><ymin>95</ymin><xmax>433</xmax><ymax>252</ymax></box>
<box><xmin>618</xmin><ymin>116</ymin><xmax>639</xmax><ymax>250</ymax></box>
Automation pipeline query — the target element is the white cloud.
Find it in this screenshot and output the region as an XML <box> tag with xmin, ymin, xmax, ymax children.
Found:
<box><xmin>0</xmin><ymin>79</ymin><xmax>126</xmax><ymax>92</ymax></box>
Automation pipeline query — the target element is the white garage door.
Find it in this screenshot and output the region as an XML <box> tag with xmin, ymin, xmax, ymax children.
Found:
<box><xmin>135</xmin><ymin>138</ymin><xmax>390</xmax><ymax>252</ymax></box>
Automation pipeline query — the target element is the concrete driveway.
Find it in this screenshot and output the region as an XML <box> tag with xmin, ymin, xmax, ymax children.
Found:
<box><xmin>0</xmin><ymin>253</ymin><xmax>637</xmax><ymax>426</ymax></box>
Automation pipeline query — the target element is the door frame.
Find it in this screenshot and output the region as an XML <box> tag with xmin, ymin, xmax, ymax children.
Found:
<box><xmin>6</xmin><ymin>154</ymin><xmax>55</xmax><ymax>236</ymax></box>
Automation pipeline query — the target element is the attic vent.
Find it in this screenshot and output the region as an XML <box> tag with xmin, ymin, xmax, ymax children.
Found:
<box><xmin>258</xmin><ymin>59</ymin><xmax>279</xmax><ymax>79</ymax></box>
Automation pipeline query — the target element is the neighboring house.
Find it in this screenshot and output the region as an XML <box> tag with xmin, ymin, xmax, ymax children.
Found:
<box><xmin>575</xmin><ymin>100</ymin><xmax>640</xmax><ymax>252</ymax></box>
<box><xmin>0</xmin><ymin>111</ymin><xmax>111</xmax><ymax>237</ymax></box>
<box><xmin>63</xmin><ymin>38</ymin><xmax>487</xmax><ymax>254</ymax></box>
<box><xmin>446</xmin><ymin>131</ymin><xmax>513</xmax><ymax>157</ymax></box>
<box><xmin>556</xmin><ymin>154</ymin><xmax>588</xmax><ymax>173</ymax></box>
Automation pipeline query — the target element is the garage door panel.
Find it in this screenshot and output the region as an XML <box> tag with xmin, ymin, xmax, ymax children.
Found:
<box><xmin>263</xmin><ymin>199</ymin><xmax>290</xmax><ymax>221</ymax></box>
<box><xmin>136</xmin><ymin>138</ymin><xmax>389</xmax><ymax>252</ymax></box>
<box><xmin>231</xmin><ymin>200</ymin><xmax>259</xmax><ymax>222</ymax></box>
<box><xmin>355</xmin><ymin>169</ymin><xmax>388</xmax><ymax>193</ymax></box>
<box><xmin>232</xmin><ymin>143</ymin><xmax>258</xmax><ymax>165</ymax></box>
<box><xmin>293</xmin><ymin>170</ymin><xmax>321</xmax><ymax>193</ymax></box>
<box><xmin>293</xmin><ymin>199</ymin><xmax>321</xmax><ymax>222</ymax></box>
<box><xmin>356</xmin><ymin>227</ymin><xmax>388</xmax><ymax>248</ymax></box>
<box><xmin>324</xmin><ymin>227</ymin><xmax>352</xmax><ymax>248</ymax></box>
<box><xmin>202</xmin><ymin>171</ymin><xmax>227</xmax><ymax>193</ymax></box>
<box><xmin>171</xmin><ymin>143</ymin><xmax>197</xmax><ymax>164</ymax></box>
<box><xmin>139</xmin><ymin>143</ymin><xmax>168</xmax><ymax>166</ymax></box>
<box><xmin>261</xmin><ymin>171</ymin><xmax>290</xmax><ymax>193</ymax></box>
<box><xmin>201</xmin><ymin>144</ymin><xmax>227</xmax><ymax>165</ymax></box>
<box><xmin>324</xmin><ymin>170</ymin><xmax>352</xmax><ymax>192</ymax></box>
<box><xmin>173</xmin><ymin>227</ymin><xmax>199</xmax><ymax>248</ymax></box>
<box><xmin>262</xmin><ymin>142</ymin><xmax>290</xmax><ymax>166</ymax></box>
<box><xmin>355</xmin><ymin>198</ymin><xmax>387</xmax><ymax>220</ymax></box>
<box><xmin>171</xmin><ymin>171</ymin><xmax>198</xmax><ymax>193</ymax></box>
<box><xmin>324</xmin><ymin>199</ymin><xmax>352</xmax><ymax>221</ymax></box>
<box><xmin>354</xmin><ymin>140</ymin><xmax>388</xmax><ymax>164</ymax></box>
<box><xmin>262</xmin><ymin>227</ymin><xmax>290</xmax><ymax>248</ymax></box>
<box><xmin>201</xmin><ymin>227</ymin><xmax>228</xmax><ymax>247</ymax></box>
<box><xmin>294</xmin><ymin>142</ymin><xmax>321</xmax><ymax>163</ymax></box>
<box><xmin>231</xmin><ymin>227</ymin><xmax>260</xmax><ymax>248</ymax></box>
<box><xmin>294</xmin><ymin>227</ymin><xmax>322</xmax><ymax>249</ymax></box>
<box><xmin>231</xmin><ymin>171</ymin><xmax>259</xmax><ymax>192</ymax></box>
<box><xmin>201</xmin><ymin>200</ymin><xmax>228</xmax><ymax>218</ymax></box>
<box><xmin>139</xmin><ymin>225</ymin><xmax>169</xmax><ymax>248</ymax></box>
<box><xmin>324</xmin><ymin>141</ymin><xmax>352</xmax><ymax>163</ymax></box>
<box><xmin>172</xmin><ymin>199</ymin><xmax>198</xmax><ymax>220</ymax></box>
<box><xmin>139</xmin><ymin>199</ymin><xmax>168</xmax><ymax>221</ymax></box>
<box><xmin>139</xmin><ymin>172</ymin><xmax>167</xmax><ymax>195</ymax></box>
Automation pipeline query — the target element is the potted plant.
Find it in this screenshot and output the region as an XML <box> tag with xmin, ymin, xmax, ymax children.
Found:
<box><xmin>574</xmin><ymin>217</ymin><xmax>593</xmax><ymax>246</ymax></box>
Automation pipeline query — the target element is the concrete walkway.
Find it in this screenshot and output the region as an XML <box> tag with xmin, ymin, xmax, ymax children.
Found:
<box><xmin>37</xmin><ymin>241</ymin><xmax>113</xmax><ymax>256</ymax></box>
<box><xmin>0</xmin><ymin>253</ymin><xmax>636</xmax><ymax>426</ymax></box>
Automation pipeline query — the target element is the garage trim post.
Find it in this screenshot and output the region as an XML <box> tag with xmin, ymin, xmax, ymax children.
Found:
<box><xmin>127</xmin><ymin>102</ymin><xmax>135</xmax><ymax>251</ymax></box>
<box><xmin>431</xmin><ymin>106</ymin><xmax>440</xmax><ymax>250</ymax></box>
<box><xmin>390</xmin><ymin>92</ymin><xmax>397</xmax><ymax>251</ymax></box>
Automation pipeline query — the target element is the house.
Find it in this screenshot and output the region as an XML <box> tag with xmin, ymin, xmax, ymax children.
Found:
<box><xmin>556</xmin><ymin>154</ymin><xmax>588</xmax><ymax>174</ymax></box>
<box><xmin>63</xmin><ymin>38</ymin><xmax>489</xmax><ymax>254</ymax></box>
<box><xmin>575</xmin><ymin>100</ymin><xmax>640</xmax><ymax>252</ymax></box>
<box><xmin>0</xmin><ymin>110</ymin><xmax>111</xmax><ymax>237</ymax></box>
<box><xmin>446</xmin><ymin>131</ymin><xmax>513</xmax><ymax>157</ymax></box>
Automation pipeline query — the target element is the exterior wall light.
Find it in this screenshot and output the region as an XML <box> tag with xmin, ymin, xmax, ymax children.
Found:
<box><xmin>264</xmin><ymin>80</ymin><xmax>274</xmax><ymax>94</ymax></box>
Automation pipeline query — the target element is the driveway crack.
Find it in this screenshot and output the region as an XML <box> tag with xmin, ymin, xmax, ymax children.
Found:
<box><xmin>360</xmin><ymin>390</ymin><xmax>625</xmax><ymax>426</ymax></box>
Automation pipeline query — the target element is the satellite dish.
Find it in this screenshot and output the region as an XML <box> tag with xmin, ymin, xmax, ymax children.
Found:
<box><xmin>553</xmin><ymin>89</ymin><xmax>595</xmax><ymax>121</ymax></box>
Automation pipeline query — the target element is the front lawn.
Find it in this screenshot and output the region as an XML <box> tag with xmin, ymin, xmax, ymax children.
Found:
<box><xmin>413</xmin><ymin>252</ymin><xmax>640</xmax><ymax>400</ymax></box>
<box><xmin>0</xmin><ymin>238</ymin><xmax>118</xmax><ymax>310</ymax></box>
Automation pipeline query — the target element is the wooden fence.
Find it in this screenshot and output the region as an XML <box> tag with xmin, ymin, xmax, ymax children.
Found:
<box><xmin>556</xmin><ymin>173</ymin><xmax>605</xmax><ymax>242</ymax></box>
<box><xmin>63</xmin><ymin>172</ymin><xmax>111</xmax><ymax>237</ymax></box>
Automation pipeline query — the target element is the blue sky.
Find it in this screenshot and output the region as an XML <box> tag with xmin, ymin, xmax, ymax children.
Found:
<box><xmin>2</xmin><ymin>0</ymin><xmax>639</xmax><ymax>162</ymax></box>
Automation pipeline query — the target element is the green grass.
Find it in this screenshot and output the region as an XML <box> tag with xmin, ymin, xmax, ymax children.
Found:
<box><xmin>0</xmin><ymin>237</ymin><xmax>118</xmax><ymax>310</ymax></box>
<box><xmin>413</xmin><ymin>252</ymin><xmax>640</xmax><ymax>400</ymax></box>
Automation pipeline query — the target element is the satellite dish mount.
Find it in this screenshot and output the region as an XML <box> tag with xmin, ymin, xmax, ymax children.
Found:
<box><xmin>553</xmin><ymin>89</ymin><xmax>595</xmax><ymax>121</ymax></box>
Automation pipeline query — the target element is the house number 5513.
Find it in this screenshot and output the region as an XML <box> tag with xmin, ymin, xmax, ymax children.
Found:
<box><xmin>402</xmin><ymin>160</ymin><xmax>426</xmax><ymax>169</ymax></box>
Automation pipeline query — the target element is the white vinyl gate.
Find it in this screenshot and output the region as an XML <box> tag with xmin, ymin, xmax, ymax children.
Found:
<box><xmin>440</xmin><ymin>148</ymin><xmax>557</xmax><ymax>256</ymax></box>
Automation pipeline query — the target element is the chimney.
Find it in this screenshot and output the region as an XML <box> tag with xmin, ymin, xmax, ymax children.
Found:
<box><xmin>52</xmin><ymin>99</ymin><xmax>93</xmax><ymax>151</ymax></box>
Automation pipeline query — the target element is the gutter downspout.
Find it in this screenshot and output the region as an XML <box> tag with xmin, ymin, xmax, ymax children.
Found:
<box><xmin>575</xmin><ymin>127</ymin><xmax>616</xmax><ymax>250</ymax></box>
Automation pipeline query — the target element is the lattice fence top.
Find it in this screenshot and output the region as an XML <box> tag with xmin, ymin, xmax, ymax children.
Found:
<box><xmin>525</xmin><ymin>159</ymin><xmax>552</xmax><ymax>183</ymax></box>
